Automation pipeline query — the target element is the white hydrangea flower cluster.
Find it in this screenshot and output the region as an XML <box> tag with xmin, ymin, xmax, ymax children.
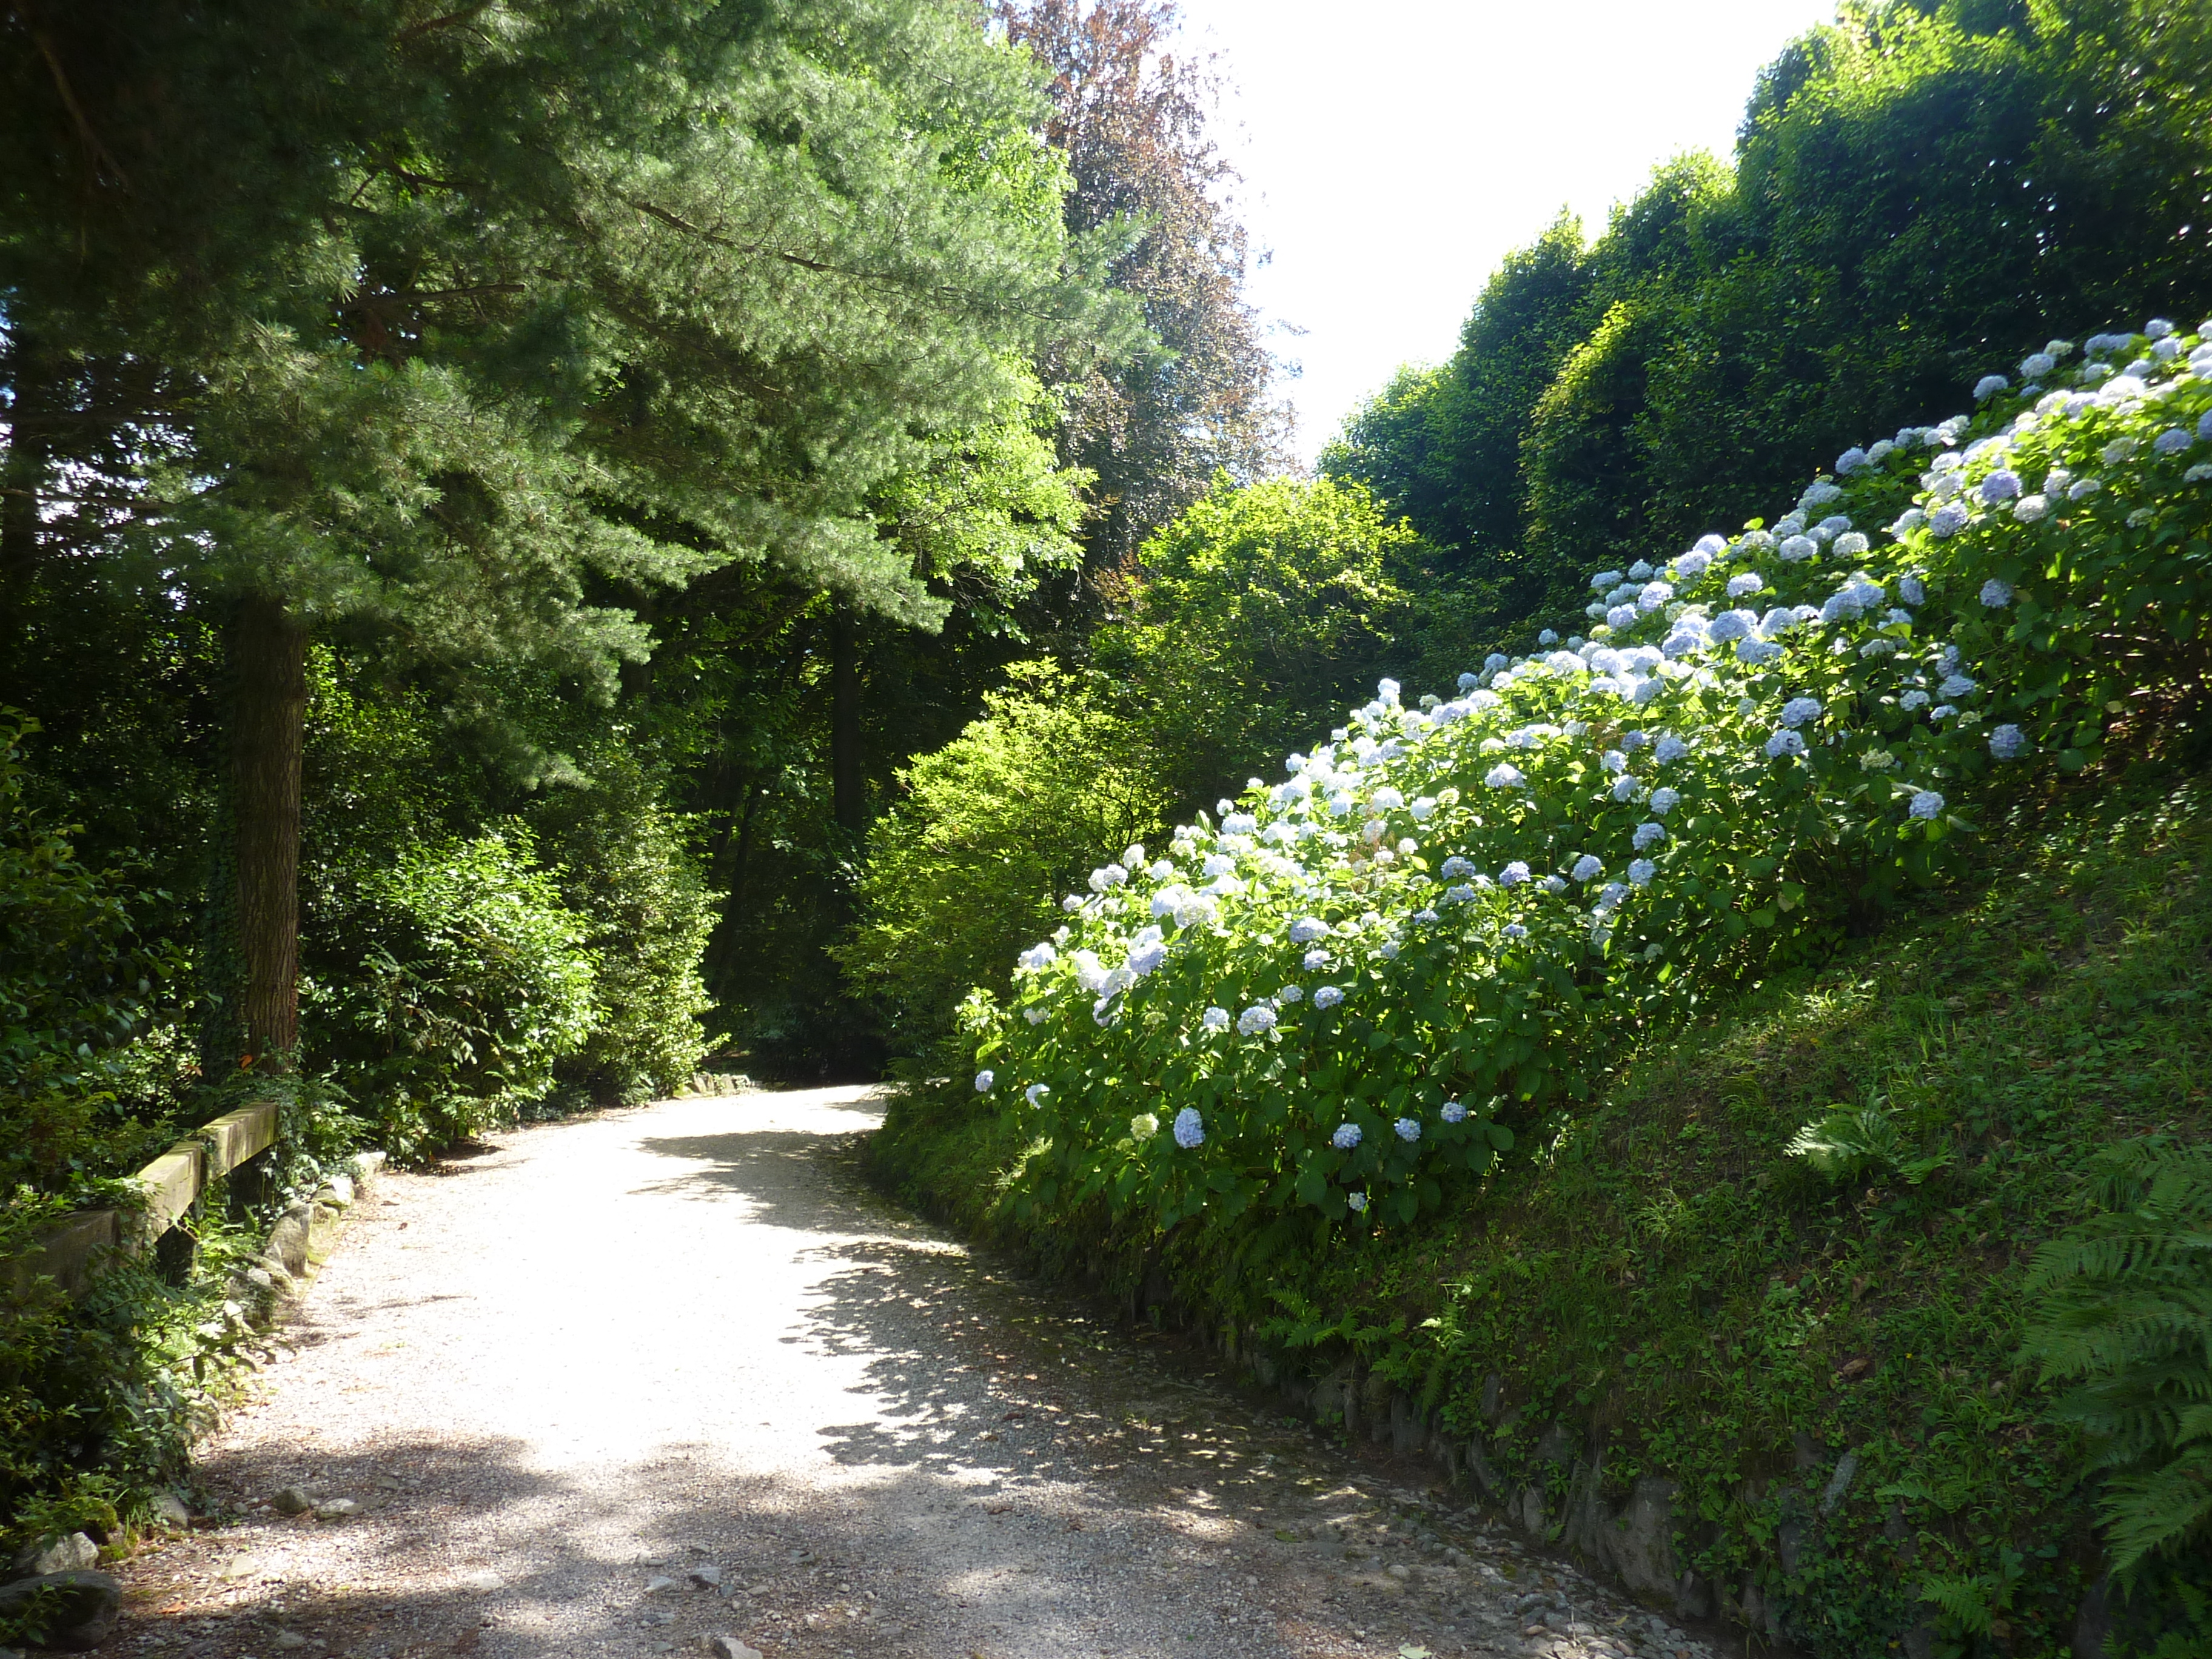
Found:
<box><xmin>969</xmin><ymin>315</ymin><xmax>2212</xmax><ymax>1230</ymax></box>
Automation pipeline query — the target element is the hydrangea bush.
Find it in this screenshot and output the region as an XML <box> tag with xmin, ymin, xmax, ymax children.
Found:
<box><xmin>962</xmin><ymin>319</ymin><xmax>2212</xmax><ymax>1233</ymax></box>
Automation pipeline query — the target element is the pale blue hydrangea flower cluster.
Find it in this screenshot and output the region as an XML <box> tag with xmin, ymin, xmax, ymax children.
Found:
<box><xmin>974</xmin><ymin>315</ymin><xmax>2212</xmax><ymax>1220</ymax></box>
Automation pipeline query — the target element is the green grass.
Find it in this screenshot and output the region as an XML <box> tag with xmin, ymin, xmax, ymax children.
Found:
<box><xmin>870</xmin><ymin>761</ymin><xmax>2212</xmax><ymax>1656</ymax></box>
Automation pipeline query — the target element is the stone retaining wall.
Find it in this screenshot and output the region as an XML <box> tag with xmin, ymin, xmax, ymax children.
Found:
<box><xmin>1206</xmin><ymin>1323</ymin><xmax>2128</xmax><ymax>1658</ymax></box>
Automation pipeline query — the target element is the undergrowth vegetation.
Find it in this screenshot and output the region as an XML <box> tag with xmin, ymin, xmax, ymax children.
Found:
<box><xmin>0</xmin><ymin>1185</ymin><xmax>284</xmax><ymax>1615</ymax></box>
<box><xmin>1344</xmin><ymin>766</ymin><xmax>2212</xmax><ymax>1651</ymax></box>
<box><xmin>0</xmin><ymin>715</ymin><xmax>184</xmax><ymax>1206</ymax></box>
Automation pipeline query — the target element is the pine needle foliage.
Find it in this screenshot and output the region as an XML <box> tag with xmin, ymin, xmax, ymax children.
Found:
<box><xmin>2021</xmin><ymin>1138</ymin><xmax>2212</xmax><ymax>1581</ymax></box>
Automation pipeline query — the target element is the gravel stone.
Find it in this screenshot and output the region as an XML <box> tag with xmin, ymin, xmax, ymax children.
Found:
<box><xmin>9</xmin><ymin>1532</ymin><xmax>99</xmax><ymax>1577</ymax></box>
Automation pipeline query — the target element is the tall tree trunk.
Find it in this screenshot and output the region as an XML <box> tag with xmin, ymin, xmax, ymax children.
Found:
<box><xmin>0</xmin><ymin>324</ymin><xmax>55</xmax><ymax>642</ymax></box>
<box><xmin>830</xmin><ymin>601</ymin><xmax>864</xmax><ymax>836</ymax></box>
<box><xmin>229</xmin><ymin>595</ymin><xmax>308</xmax><ymax>1068</ymax></box>
<box><xmin>704</xmin><ymin>780</ymin><xmax>762</xmax><ymax>999</ymax></box>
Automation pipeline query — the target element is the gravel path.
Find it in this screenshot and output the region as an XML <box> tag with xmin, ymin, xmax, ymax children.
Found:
<box><xmin>119</xmin><ymin>1088</ymin><xmax>1718</xmax><ymax>1659</ymax></box>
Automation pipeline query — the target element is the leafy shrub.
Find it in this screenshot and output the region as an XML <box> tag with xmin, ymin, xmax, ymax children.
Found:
<box><xmin>0</xmin><ymin>712</ymin><xmax>183</xmax><ymax>1203</ymax></box>
<box><xmin>840</xmin><ymin>664</ymin><xmax>1168</xmax><ymax>1053</ymax></box>
<box><xmin>1095</xmin><ymin>475</ymin><xmax>1417</xmax><ymax>813</ymax></box>
<box><xmin>886</xmin><ymin>754</ymin><xmax>2212</xmax><ymax>1655</ymax></box>
<box><xmin>2021</xmin><ymin>1137</ymin><xmax>2212</xmax><ymax>1581</ymax></box>
<box><xmin>307</xmin><ymin>831</ymin><xmax>597</xmax><ymax>1157</ymax></box>
<box><xmin>533</xmin><ymin>750</ymin><xmax>717</xmax><ymax>1106</ymax></box>
<box><xmin>962</xmin><ymin>317</ymin><xmax>2212</xmax><ymax>1242</ymax></box>
<box><xmin>1</xmin><ymin>1174</ymin><xmax>338</xmax><ymax>1604</ymax></box>
<box><xmin>1</xmin><ymin>1195</ymin><xmax>221</xmax><ymax>1574</ymax></box>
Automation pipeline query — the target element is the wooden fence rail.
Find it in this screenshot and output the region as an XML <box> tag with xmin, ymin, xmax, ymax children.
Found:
<box><xmin>10</xmin><ymin>1101</ymin><xmax>279</xmax><ymax>1299</ymax></box>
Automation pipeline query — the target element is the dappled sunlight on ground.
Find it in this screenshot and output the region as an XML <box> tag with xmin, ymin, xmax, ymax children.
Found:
<box><xmin>115</xmin><ymin>1089</ymin><xmax>1701</xmax><ymax>1659</ymax></box>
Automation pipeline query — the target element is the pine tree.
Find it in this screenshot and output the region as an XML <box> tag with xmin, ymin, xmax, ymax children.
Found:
<box><xmin>2</xmin><ymin>0</ymin><xmax>1122</xmax><ymax>1065</ymax></box>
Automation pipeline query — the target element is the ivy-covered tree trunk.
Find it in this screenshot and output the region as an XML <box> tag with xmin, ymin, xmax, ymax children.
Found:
<box><xmin>831</xmin><ymin>602</ymin><xmax>864</xmax><ymax>837</ymax></box>
<box><xmin>229</xmin><ymin>594</ymin><xmax>307</xmax><ymax>1068</ymax></box>
<box><xmin>0</xmin><ymin>324</ymin><xmax>53</xmax><ymax>639</ymax></box>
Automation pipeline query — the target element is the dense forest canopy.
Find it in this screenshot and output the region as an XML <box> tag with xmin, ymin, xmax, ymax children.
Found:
<box><xmin>2</xmin><ymin>0</ymin><xmax>2205</xmax><ymax>1149</ymax></box>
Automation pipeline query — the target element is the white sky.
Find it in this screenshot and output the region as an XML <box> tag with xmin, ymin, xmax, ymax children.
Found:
<box><xmin>1173</xmin><ymin>0</ymin><xmax>1842</xmax><ymax>463</ymax></box>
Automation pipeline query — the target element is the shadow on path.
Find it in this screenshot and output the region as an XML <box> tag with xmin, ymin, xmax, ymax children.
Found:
<box><xmin>122</xmin><ymin>1093</ymin><xmax>1546</xmax><ymax>1659</ymax></box>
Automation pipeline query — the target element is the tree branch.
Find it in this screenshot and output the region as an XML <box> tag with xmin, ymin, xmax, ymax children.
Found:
<box><xmin>338</xmin><ymin>284</ymin><xmax>528</xmax><ymax>309</ymax></box>
<box><xmin>622</xmin><ymin>197</ymin><xmax>844</xmax><ymax>277</ymax></box>
<box><xmin>394</xmin><ymin>2</ymin><xmax>497</xmax><ymax>47</ymax></box>
<box><xmin>618</xmin><ymin>195</ymin><xmax>1062</xmax><ymax>323</ymax></box>
<box><xmin>364</xmin><ymin>159</ymin><xmax>474</xmax><ymax>194</ymax></box>
<box><xmin>22</xmin><ymin>15</ymin><xmax>129</xmax><ymax>190</ymax></box>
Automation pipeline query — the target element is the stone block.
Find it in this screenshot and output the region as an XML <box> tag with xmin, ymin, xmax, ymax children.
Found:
<box><xmin>2071</xmin><ymin>1577</ymin><xmax>2111</xmax><ymax>1659</ymax></box>
<box><xmin>1462</xmin><ymin>1438</ymin><xmax>1504</xmax><ymax>1501</ymax></box>
<box><xmin>1389</xmin><ymin>1391</ymin><xmax>1423</xmax><ymax>1455</ymax></box>
<box><xmin>1560</xmin><ymin>1451</ymin><xmax>1611</xmax><ymax>1563</ymax></box>
<box><xmin>7</xmin><ymin>1537</ymin><xmax>97</xmax><ymax>1580</ymax></box>
<box><xmin>0</xmin><ymin>1570</ymin><xmax>124</xmax><ymax>1651</ymax></box>
<box><xmin>264</xmin><ymin>1208</ymin><xmax>311</xmax><ymax>1278</ymax></box>
<box><xmin>1608</xmin><ymin>1476</ymin><xmax>1681</xmax><ymax>1598</ymax></box>
<box><xmin>1517</xmin><ymin>1484</ymin><xmax>1547</xmax><ymax>1535</ymax></box>
<box><xmin>1361</xmin><ymin>1372</ymin><xmax>1393</xmax><ymax>1443</ymax></box>
<box><xmin>1532</xmin><ymin>1419</ymin><xmax>1574</xmax><ymax>1470</ymax></box>
<box><xmin>1315</xmin><ymin>1361</ymin><xmax>1357</xmax><ymax>1433</ymax></box>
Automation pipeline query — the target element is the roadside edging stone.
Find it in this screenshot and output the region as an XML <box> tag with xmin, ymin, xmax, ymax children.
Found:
<box><xmin>0</xmin><ymin>1571</ymin><xmax>124</xmax><ymax>1652</ymax></box>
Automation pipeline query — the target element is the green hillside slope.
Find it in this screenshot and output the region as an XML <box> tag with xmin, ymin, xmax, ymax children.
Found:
<box><xmin>873</xmin><ymin>758</ymin><xmax>2212</xmax><ymax>1653</ymax></box>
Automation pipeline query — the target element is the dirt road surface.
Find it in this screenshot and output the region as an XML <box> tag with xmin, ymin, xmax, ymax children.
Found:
<box><xmin>117</xmin><ymin>1088</ymin><xmax>1717</xmax><ymax>1659</ymax></box>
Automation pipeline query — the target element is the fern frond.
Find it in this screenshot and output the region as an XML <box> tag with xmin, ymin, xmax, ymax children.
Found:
<box><xmin>2020</xmin><ymin>1136</ymin><xmax>2212</xmax><ymax>1578</ymax></box>
<box><xmin>2097</xmin><ymin>1441</ymin><xmax>2212</xmax><ymax>1580</ymax></box>
<box><xmin>1919</xmin><ymin>1574</ymin><xmax>1996</xmax><ymax>1634</ymax></box>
